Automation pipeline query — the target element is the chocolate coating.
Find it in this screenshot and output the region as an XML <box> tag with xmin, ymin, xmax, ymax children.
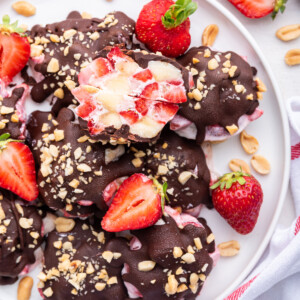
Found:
<box><xmin>128</xmin><ymin>129</ymin><xmax>211</xmax><ymax>210</ymax></box>
<box><xmin>0</xmin><ymin>190</ymin><xmax>43</xmax><ymax>285</ymax></box>
<box><xmin>40</xmin><ymin>218</ymin><xmax>127</xmax><ymax>299</ymax></box>
<box><xmin>177</xmin><ymin>46</ymin><xmax>259</xmax><ymax>143</ymax></box>
<box><xmin>78</xmin><ymin>47</ymin><xmax>190</xmax><ymax>144</ymax></box>
<box><xmin>0</xmin><ymin>87</ymin><xmax>25</xmax><ymax>139</ymax></box>
<box><xmin>29</xmin><ymin>11</ymin><xmax>135</xmax><ymax>112</ymax></box>
<box><xmin>26</xmin><ymin>108</ymin><xmax>142</xmax><ymax>217</ymax></box>
<box><xmin>116</xmin><ymin>210</ymin><xmax>215</xmax><ymax>300</ymax></box>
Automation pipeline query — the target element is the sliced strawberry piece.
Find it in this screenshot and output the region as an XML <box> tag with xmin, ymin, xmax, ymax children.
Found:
<box><xmin>0</xmin><ymin>32</ymin><xmax>30</xmax><ymax>85</ymax></box>
<box><xmin>135</xmin><ymin>98</ymin><xmax>150</xmax><ymax>116</ymax></box>
<box><xmin>78</xmin><ymin>57</ymin><xmax>112</xmax><ymax>85</ymax></box>
<box><xmin>161</xmin><ymin>83</ymin><xmax>187</xmax><ymax>103</ymax></box>
<box><xmin>101</xmin><ymin>173</ymin><xmax>162</xmax><ymax>232</ymax></box>
<box><xmin>120</xmin><ymin>110</ymin><xmax>139</xmax><ymax>125</ymax></box>
<box><xmin>152</xmin><ymin>102</ymin><xmax>179</xmax><ymax>124</ymax></box>
<box><xmin>107</xmin><ymin>47</ymin><xmax>133</xmax><ymax>65</ymax></box>
<box><xmin>0</xmin><ymin>139</ymin><xmax>38</xmax><ymax>201</ymax></box>
<box><xmin>141</xmin><ymin>82</ymin><xmax>160</xmax><ymax>100</ymax></box>
<box><xmin>133</xmin><ymin>69</ymin><xmax>153</xmax><ymax>82</ymax></box>
<box><xmin>72</xmin><ymin>86</ymin><xmax>95</xmax><ymax>103</ymax></box>
<box><xmin>77</xmin><ymin>100</ymin><xmax>96</xmax><ymax>119</ymax></box>
<box><xmin>228</xmin><ymin>0</ymin><xmax>279</xmax><ymax>19</ymax></box>
<box><xmin>87</xmin><ymin>118</ymin><xmax>104</xmax><ymax>135</ymax></box>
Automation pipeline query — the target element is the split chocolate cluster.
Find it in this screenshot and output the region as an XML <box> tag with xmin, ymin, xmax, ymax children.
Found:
<box><xmin>29</xmin><ymin>11</ymin><xmax>135</xmax><ymax>112</ymax></box>
<box><xmin>0</xmin><ymin>190</ymin><xmax>43</xmax><ymax>285</ymax></box>
<box><xmin>172</xmin><ymin>46</ymin><xmax>265</xmax><ymax>143</ymax></box>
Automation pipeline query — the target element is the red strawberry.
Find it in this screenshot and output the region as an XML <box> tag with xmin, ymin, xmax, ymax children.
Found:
<box><xmin>141</xmin><ymin>82</ymin><xmax>160</xmax><ymax>99</ymax></box>
<box><xmin>161</xmin><ymin>83</ymin><xmax>187</xmax><ymax>103</ymax></box>
<box><xmin>107</xmin><ymin>46</ymin><xmax>133</xmax><ymax>64</ymax></box>
<box><xmin>211</xmin><ymin>171</ymin><xmax>263</xmax><ymax>234</ymax></box>
<box><xmin>0</xmin><ymin>16</ymin><xmax>30</xmax><ymax>85</ymax></box>
<box><xmin>120</xmin><ymin>110</ymin><xmax>139</xmax><ymax>125</ymax></box>
<box><xmin>133</xmin><ymin>69</ymin><xmax>153</xmax><ymax>82</ymax></box>
<box><xmin>135</xmin><ymin>98</ymin><xmax>149</xmax><ymax>116</ymax></box>
<box><xmin>0</xmin><ymin>134</ymin><xmax>38</xmax><ymax>201</ymax></box>
<box><xmin>152</xmin><ymin>102</ymin><xmax>179</xmax><ymax>124</ymax></box>
<box><xmin>136</xmin><ymin>0</ymin><xmax>197</xmax><ymax>58</ymax></box>
<box><xmin>102</xmin><ymin>174</ymin><xmax>165</xmax><ymax>232</ymax></box>
<box><xmin>228</xmin><ymin>0</ymin><xmax>287</xmax><ymax>19</ymax></box>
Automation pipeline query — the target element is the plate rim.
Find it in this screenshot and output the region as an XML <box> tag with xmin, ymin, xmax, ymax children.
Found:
<box><xmin>204</xmin><ymin>0</ymin><xmax>291</xmax><ymax>299</ymax></box>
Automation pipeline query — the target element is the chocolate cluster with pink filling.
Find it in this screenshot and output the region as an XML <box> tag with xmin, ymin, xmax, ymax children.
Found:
<box><xmin>28</xmin><ymin>11</ymin><xmax>135</xmax><ymax>112</ymax></box>
<box><xmin>26</xmin><ymin>108</ymin><xmax>141</xmax><ymax>217</ymax></box>
<box><xmin>72</xmin><ymin>47</ymin><xmax>190</xmax><ymax>144</ymax></box>
<box><xmin>117</xmin><ymin>206</ymin><xmax>216</xmax><ymax>299</ymax></box>
<box><xmin>39</xmin><ymin>218</ymin><xmax>128</xmax><ymax>299</ymax></box>
<box><xmin>172</xmin><ymin>46</ymin><xmax>264</xmax><ymax>143</ymax></box>
<box><xmin>0</xmin><ymin>190</ymin><xmax>43</xmax><ymax>285</ymax></box>
<box><xmin>0</xmin><ymin>86</ymin><xmax>28</xmax><ymax>139</ymax></box>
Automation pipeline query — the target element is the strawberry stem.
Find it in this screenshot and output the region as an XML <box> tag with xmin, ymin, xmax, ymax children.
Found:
<box><xmin>153</xmin><ymin>178</ymin><xmax>169</xmax><ymax>212</ymax></box>
<box><xmin>0</xmin><ymin>15</ymin><xmax>26</xmax><ymax>34</ymax></box>
<box><xmin>272</xmin><ymin>0</ymin><xmax>287</xmax><ymax>19</ymax></box>
<box><xmin>162</xmin><ymin>0</ymin><xmax>197</xmax><ymax>29</ymax></box>
<box><xmin>0</xmin><ymin>133</ymin><xmax>22</xmax><ymax>149</ymax></box>
<box><xmin>210</xmin><ymin>171</ymin><xmax>250</xmax><ymax>191</ymax></box>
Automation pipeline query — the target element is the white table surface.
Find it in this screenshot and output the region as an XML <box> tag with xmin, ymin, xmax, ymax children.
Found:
<box><xmin>217</xmin><ymin>0</ymin><xmax>299</xmax><ymax>229</ymax></box>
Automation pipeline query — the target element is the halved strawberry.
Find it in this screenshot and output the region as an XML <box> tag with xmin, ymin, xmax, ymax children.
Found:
<box><xmin>152</xmin><ymin>102</ymin><xmax>179</xmax><ymax>124</ymax></box>
<box><xmin>0</xmin><ymin>134</ymin><xmax>38</xmax><ymax>201</ymax></box>
<box><xmin>228</xmin><ymin>0</ymin><xmax>287</xmax><ymax>19</ymax></box>
<box><xmin>0</xmin><ymin>16</ymin><xmax>30</xmax><ymax>85</ymax></box>
<box><xmin>101</xmin><ymin>173</ymin><xmax>164</xmax><ymax>232</ymax></box>
<box><xmin>78</xmin><ymin>57</ymin><xmax>112</xmax><ymax>85</ymax></box>
<box><xmin>133</xmin><ymin>69</ymin><xmax>153</xmax><ymax>82</ymax></box>
<box><xmin>120</xmin><ymin>110</ymin><xmax>139</xmax><ymax>125</ymax></box>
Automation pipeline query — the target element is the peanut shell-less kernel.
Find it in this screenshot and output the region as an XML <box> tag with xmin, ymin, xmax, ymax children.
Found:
<box><xmin>276</xmin><ymin>24</ymin><xmax>300</xmax><ymax>42</ymax></box>
<box><xmin>55</xmin><ymin>217</ymin><xmax>75</xmax><ymax>233</ymax></box>
<box><xmin>218</xmin><ymin>240</ymin><xmax>240</xmax><ymax>257</ymax></box>
<box><xmin>17</xmin><ymin>276</ymin><xmax>34</xmax><ymax>300</ymax></box>
<box><xmin>240</xmin><ymin>130</ymin><xmax>259</xmax><ymax>154</ymax></box>
<box><xmin>251</xmin><ymin>155</ymin><xmax>271</xmax><ymax>175</ymax></box>
<box><xmin>12</xmin><ymin>1</ymin><xmax>36</xmax><ymax>17</ymax></box>
<box><xmin>229</xmin><ymin>159</ymin><xmax>251</xmax><ymax>174</ymax></box>
<box><xmin>202</xmin><ymin>24</ymin><xmax>219</xmax><ymax>47</ymax></box>
<box><xmin>285</xmin><ymin>49</ymin><xmax>300</xmax><ymax>66</ymax></box>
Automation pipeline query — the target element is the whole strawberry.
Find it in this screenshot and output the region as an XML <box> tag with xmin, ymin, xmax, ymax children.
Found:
<box><xmin>210</xmin><ymin>171</ymin><xmax>263</xmax><ymax>235</ymax></box>
<box><xmin>135</xmin><ymin>0</ymin><xmax>197</xmax><ymax>58</ymax></box>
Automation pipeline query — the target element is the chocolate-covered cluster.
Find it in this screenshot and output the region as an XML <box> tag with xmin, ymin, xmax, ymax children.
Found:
<box><xmin>0</xmin><ymin>190</ymin><xmax>43</xmax><ymax>285</ymax></box>
<box><xmin>26</xmin><ymin>108</ymin><xmax>141</xmax><ymax>217</ymax></box>
<box><xmin>176</xmin><ymin>46</ymin><xmax>261</xmax><ymax>143</ymax></box>
<box><xmin>29</xmin><ymin>11</ymin><xmax>135</xmax><ymax>112</ymax></box>
<box><xmin>39</xmin><ymin>218</ymin><xmax>127</xmax><ymax>299</ymax></box>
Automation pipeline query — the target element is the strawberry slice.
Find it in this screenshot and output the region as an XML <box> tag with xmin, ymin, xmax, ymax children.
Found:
<box><xmin>0</xmin><ymin>134</ymin><xmax>38</xmax><ymax>201</ymax></box>
<box><xmin>77</xmin><ymin>100</ymin><xmax>96</xmax><ymax>119</ymax></box>
<box><xmin>152</xmin><ymin>102</ymin><xmax>179</xmax><ymax>124</ymax></box>
<box><xmin>101</xmin><ymin>174</ymin><xmax>164</xmax><ymax>232</ymax></box>
<box><xmin>135</xmin><ymin>98</ymin><xmax>149</xmax><ymax>116</ymax></box>
<box><xmin>141</xmin><ymin>82</ymin><xmax>160</xmax><ymax>99</ymax></box>
<box><xmin>133</xmin><ymin>69</ymin><xmax>153</xmax><ymax>82</ymax></box>
<box><xmin>120</xmin><ymin>110</ymin><xmax>139</xmax><ymax>125</ymax></box>
<box><xmin>161</xmin><ymin>83</ymin><xmax>187</xmax><ymax>103</ymax></box>
<box><xmin>228</xmin><ymin>0</ymin><xmax>287</xmax><ymax>19</ymax></box>
<box><xmin>0</xmin><ymin>16</ymin><xmax>30</xmax><ymax>85</ymax></box>
<box><xmin>107</xmin><ymin>47</ymin><xmax>133</xmax><ymax>65</ymax></box>
<box><xmin>78</xmin><ymin>57</ymin><xmax>112</xmax><ymax>85</ymax></box>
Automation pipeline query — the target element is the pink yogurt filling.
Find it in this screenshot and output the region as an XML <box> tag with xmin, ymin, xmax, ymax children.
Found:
<box><xmin>170</xmin><ymin>107</ymin><xmax>263</xmax><ymax>142</ymax></box>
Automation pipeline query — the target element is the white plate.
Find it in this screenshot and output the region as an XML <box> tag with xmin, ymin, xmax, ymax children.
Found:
<box><xmin>0</xmin><ymin>0</ymin><xmax>290</xmax><ymax>299</ymax></box>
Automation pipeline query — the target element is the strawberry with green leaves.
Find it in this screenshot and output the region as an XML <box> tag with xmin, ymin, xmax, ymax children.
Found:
<box><xmin>0</xmin><ymin>15</ymin><xmax>30</xmax><ymax>86</ymax></box>
<box><xmin>102</xmin><ymin>174</ymin><xmax>168</xmax><ymax>232</ymax></box>
<box><xmin>211</xmin><ymin>171</ymin><xmax>263</xmax><ymax>235</ymax></box>
<box><xmin>228</xmin><ymin>0</ymin><xmax>287</xmax><ymax>19</ymax></box>
<box><xmin>136</xmin><ymin>0</ymin><xmax>197</xmax><ymax>58</ymax></box>
<box><xmin>0</xmin><ymin>133</ymin><xmax>38</xmax><ymax>201</ymax></box>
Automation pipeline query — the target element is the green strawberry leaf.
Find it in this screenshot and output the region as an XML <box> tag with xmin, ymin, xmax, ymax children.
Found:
<box><xmin>162</xmin><ymin>0</ymin><xmax>198</xmax><ymax>29</ymax></box>
<box><xmin>272</xmin><ymin>0</ymin><xmax>287</xmax><ymax>19</ymax></box>
<box><xmin>0</xmin><ymin>15</ymin><xmax>26</xmax><ymax>34</ymax></box>
<box><xmin>0</xmin><ymin>133</ymin><xmax>10</xmax><ymax>141</ymax></box>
